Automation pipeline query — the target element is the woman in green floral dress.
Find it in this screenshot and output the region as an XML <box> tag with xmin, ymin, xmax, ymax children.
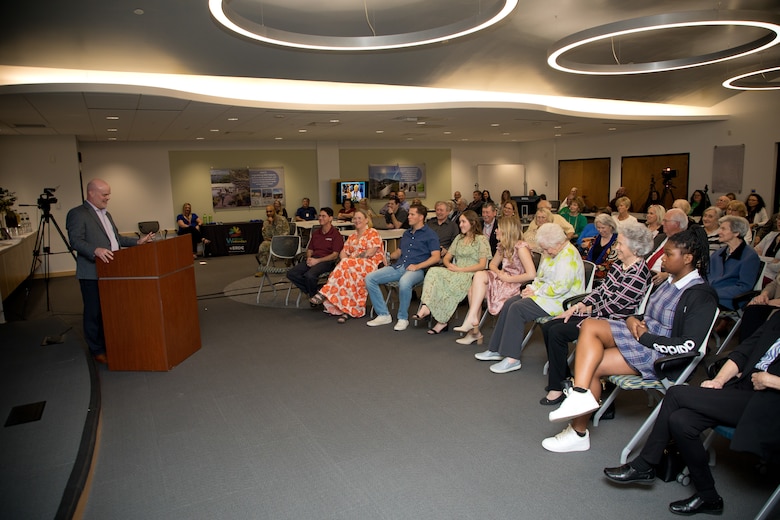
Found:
<box><xmin>414</xmin><ymin>210</ymin><xmax>491</xmax><ymax>334</ymax></box>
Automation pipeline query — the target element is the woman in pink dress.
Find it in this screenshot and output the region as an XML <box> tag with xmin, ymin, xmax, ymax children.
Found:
<box><xmin>454</xmin><ymin>217</ymin><xmax>537</xmax><ymax>345</ymax></box>
<box><xmin>316</xmin><ymin>209</ymin><xmax>385</xmax><ymax>322</ymax></box>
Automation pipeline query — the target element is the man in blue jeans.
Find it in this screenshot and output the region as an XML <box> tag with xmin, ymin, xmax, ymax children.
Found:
<box><xmin>366</xmin><ymin>204</ymin><xmax>440</xmax><ymax>331</ymax></box>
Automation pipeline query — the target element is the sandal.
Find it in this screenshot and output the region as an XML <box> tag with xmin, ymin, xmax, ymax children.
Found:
<box><xmin>337</xmin><ymin>314</ymin><xmax>349</xmax><ymax>324</ymax></box>
<box><xmin>412</xmin><ymin>304</ymin><xmax>431</xmax><ymax>321</ymax></box>
<box><xmin>309</xmin><ymin>293</ymin><xmax>326</xmax><ymax>306</ymax></box>
<box><xmin>427</xmin><ymin>323</ymin><xmax>449</xmax><ymax>335</ymax></box>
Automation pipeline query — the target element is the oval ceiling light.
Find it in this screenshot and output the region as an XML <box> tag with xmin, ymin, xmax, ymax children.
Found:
<box><xmin>548</xmin><ymin>10</ymin><xmax>780</xmax><ymax>75</ymax></box>
<box><xmin>209</xmin><ymin>0</ymin><xmax>517</xmax><ymax>51</ymax></box>
<box><xmin>723</xmin><ymin>66</ymin><xmax>780</xmax><ymax>90</ymax></box>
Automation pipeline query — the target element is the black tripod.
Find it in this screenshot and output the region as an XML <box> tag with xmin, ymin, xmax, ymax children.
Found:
<box><xmin>643</xmin><ymin>175</ymin><xmax>661</xmax><ymax>211</ymax></box>
<box><xmin>23</xmin><ymin>193</ymin><xmax>76</xmax><ymax>316</ymax></box>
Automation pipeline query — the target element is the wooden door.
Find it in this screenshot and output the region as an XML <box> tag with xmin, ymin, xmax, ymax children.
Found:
<box><xmin>621</xmin><ymin>154</ymin><xmax>689</xmax><ymax>211</ymax></box>
<box><xmin>558</xmin><ymin>158</ymin><xmax>610</xmax><ymax>211</ymax></box>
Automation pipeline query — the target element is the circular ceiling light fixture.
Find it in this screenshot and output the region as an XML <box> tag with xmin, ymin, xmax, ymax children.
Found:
<box><xmin>723</xmin><ymin>66</ymin><xmax>780</xmax><ymax>90</ymax></box>
<box><xmin>548</xmin><ymin>10</ymin><xmax>780</xmax><ymax>75</ymax></box>
<box><xmin>209</xmin><ymin>0</ymin><xmax>518</xmax><ymax>51</ymax></box>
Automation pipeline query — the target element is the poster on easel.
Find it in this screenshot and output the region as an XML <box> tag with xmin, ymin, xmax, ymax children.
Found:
<box><xmin>210</xmin><ymin>167</ymin><xmax>285</xmax><ymax>211</ymax></box>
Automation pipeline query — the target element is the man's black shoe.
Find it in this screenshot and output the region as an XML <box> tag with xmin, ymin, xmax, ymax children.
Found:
<box><xmin>669</xmin><ymin>494</ymin><xmax>723</xmax><ymax>516</ymax></box>
<box><xmin>603</xmin><ymin>463</ymin><xmax>655</xmax><ymax>485</ymax></box>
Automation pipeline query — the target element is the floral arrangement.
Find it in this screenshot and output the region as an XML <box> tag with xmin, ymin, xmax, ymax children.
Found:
<box><xmin>0</xmin><ymin>187</ymin><xmax>16</xmax><ymax>214</ymax></box>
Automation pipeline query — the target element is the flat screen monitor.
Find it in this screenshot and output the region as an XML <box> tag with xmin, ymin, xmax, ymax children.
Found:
<box><xmin>513</xmin><ymin>196</ymin><xmax>539</xmax><ymax>219</ymax></box>
<box><xmin>336</xmin><ymin>181</ymin><xmax>367</xmax><ymax>205</ymax></box>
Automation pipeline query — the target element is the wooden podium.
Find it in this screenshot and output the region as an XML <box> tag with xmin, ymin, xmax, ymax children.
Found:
<box><xmin>97</xmin><ymin>235</ymin><xmax>201</xmax><ymax>371</ymax></box>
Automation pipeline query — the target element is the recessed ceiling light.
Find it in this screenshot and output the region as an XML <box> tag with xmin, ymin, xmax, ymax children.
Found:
<box><xmin>209</xmin><ymin>0</ymin><xmax>518</xmax><ymax>51</ymax></box>
<box><xmin>133</xmin><ymin>8</ymin><xmax>144</xmax><ymax>16</ymax></box>
<box><xmin>107</xmin><ymin>128</ymin><xmax>117</xmax><ymax>132</ymax></box>
<box><xmin>554</xmin><ymin>133</ymin><xmax>562</xmax><ymax>137</ymax></box>
<box><xmin>491</xmin><ymin>123</ymin><xmax>500</xmax><ymax>127</ymax></box>
<box><xmin>443</xmin><ymin>131</ymin><xmax>452</xmax><ymax>135</ymax></box>
<box><xmin>108</xmin><ymin>137</ymin><xmax>117</xmax><ymax>141</ymax></box>
<box><xmin>196</xmin><ymin>137</ymin><xmax>205</xmax><ymax>140</ymax></box>
<box><xmin>375</xmin><ymin>130</ymin><xmax>384</xmax><ymax>134</ymax></box>
<box><xmin>553</xmin><ymin>125</ymin><xmax>562</xmax><ymax>129</ymax></box>
<box><xmin>210</xmin><ymin>129</ymin><xmax>219</xmax><ymax>132</ymax></box>
<box><xmin>502</xmin><ymin>132</ymin><xmax>510</xmax><ymax>136</ymax></box>
<box><xmin>329</xmin><ymin>119</ymin><xmax>340</xmax><ymax>123</ymax></box>
<box><xmin>227</xmin><ymin>117</ymin><xmax>239</xmax><ymax>121</ymax></box>
<box><xmin>274</xmin><ymin>137</ymin><xmax>283</xmax><ymax>140</ymax></box>
<box><xmin>417</xmin><ymin>121</ymin><xmax>426</xmax><ymax>125</ymax></box>
<box><xmin>298</xmin><ymin>129</ymin><xmax>307</xmax><ymax>133</ymax></box>
<box><xmin>608</xmin><ymin>127</ymin><xmax>617</xmax><ymax>131</ymax></box>
<box><xmin>548</xmin><ymin>11</ymin><xmax>780</xmax><ymax>75</ymax></box>
<box><xmin>106</xmin><ymin>116</ymin><xmax>119</xmax><ymax>120</ymax></box>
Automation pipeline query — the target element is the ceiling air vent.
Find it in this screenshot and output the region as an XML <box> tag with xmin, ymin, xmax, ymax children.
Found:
<box><xmin>13</xmin><ymin>123</ymin><xmax>47</xmax><ymax>128</ymax></box>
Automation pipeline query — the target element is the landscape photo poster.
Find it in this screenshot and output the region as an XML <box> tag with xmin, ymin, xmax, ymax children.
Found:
<box><xmin>368</xmin><ymin>164</ymin><xmax>425</xmax><ymax>199</ymax></box>
<box><xmin>210</xmin><ymin>167</ymin><xmax>285</xmax><ymax>210</ymax></box>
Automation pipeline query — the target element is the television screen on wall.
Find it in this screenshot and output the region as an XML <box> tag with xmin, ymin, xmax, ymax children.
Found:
<box><xmin>336</xmin><ymin>181</ymin><xmax>367</xmax><ymax>205</ymax></box>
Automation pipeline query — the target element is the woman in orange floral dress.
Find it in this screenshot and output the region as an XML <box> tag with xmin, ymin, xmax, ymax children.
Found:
<box><xmin>317</xmin><ymin>209</ymin><xmax>385</xmax><ymax>322</ymax></box>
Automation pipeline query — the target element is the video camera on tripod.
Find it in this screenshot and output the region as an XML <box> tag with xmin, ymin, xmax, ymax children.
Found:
<box><xmin>37</xmin><ymin>188</ymin><xmax>58</xmax><ymax>214</ymax></box>
<box><xmin>661</xmin><ymin>168</ymin><xmax>677</xmax><ymax>185</ymax></box>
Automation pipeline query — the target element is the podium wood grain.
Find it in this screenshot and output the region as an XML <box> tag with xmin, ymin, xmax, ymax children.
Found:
<box><xmin>97</xmin><ymin>235</ymin><xmax>201</xmax><ymax>371</ymax></box>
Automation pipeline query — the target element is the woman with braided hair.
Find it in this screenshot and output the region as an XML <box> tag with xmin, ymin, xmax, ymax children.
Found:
<box><xmin>541</xmin><ymin>226</ymin><xmax>718</xmax><ymax>453</ymax></box>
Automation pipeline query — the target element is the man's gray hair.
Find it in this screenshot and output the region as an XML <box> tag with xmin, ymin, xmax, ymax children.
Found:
<box><xmin>665</xmin><ymin>208</ymin><xmax>689</xmax><ymax>231</ymax></box>
<box><xmin>620</xmin><ymin>223</ymin><xmax>653</xmax><ymax>256</ymax></box>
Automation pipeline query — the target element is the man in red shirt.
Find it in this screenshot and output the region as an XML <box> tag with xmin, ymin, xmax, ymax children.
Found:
<box><xmin>287</xmin><ymin>207</ymin><xmax>344</xmax><ymax>300</ymax></box>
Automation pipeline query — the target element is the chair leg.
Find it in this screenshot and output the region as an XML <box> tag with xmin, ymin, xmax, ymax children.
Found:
<box><xmin>715</xmin><ymin>317</ymin><xmax>742</xmax><ymax>356</ymax></box>
<box><xmin>620</xmin><ymin>402</ymin><xmax>662</xmax><ymax>464</ymax></box>
<box><xmin>593</xmin><ymin>387</ymin><xmax>621</xmax><ymax>427</ymax></box>
<box><xmin>256</xmin><ymin>273</ymin><xmax>272</xmax><ymax>304</ymax></box>
<box><xmin>755</xmin><ymin>483</ymin><xmax>780</xmax><ymax>520</ymax></box>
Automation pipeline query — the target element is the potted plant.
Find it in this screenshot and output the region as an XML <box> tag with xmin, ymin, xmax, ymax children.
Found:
<box><xmin>0</xmin><ymin>187</ymin><xmax>18</xmax><ymax>229</ymax></box>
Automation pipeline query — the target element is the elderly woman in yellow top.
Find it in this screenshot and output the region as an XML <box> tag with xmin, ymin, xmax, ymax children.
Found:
<box><xmin>314</xmin><ymin>209</ymin><xmax>385</xmax><ymax>322</ymax></box>
<box><xmin>475</xmin><ymin>223</ymin><xmax>585</xmax><ymax>374</ymax></box>
<box><xmin>413</xmin><ymin>210</ymin><xmax>491</xmax><ymax>334</ymax></box>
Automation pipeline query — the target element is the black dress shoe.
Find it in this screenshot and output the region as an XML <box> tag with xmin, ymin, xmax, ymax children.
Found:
<box><xmin>603</xmin><ymin>463</ymin><xmax>656</xmax><ymax>485</ymax></box>
<box><xmin>539</xmin><ymin>394</ymin><xmax>565</xmax><ymax>406</ymax></box>
<box><xmin>669</xmin><ymin>494</ymin><xmax>723</xmax><ymax>516</ymax></box>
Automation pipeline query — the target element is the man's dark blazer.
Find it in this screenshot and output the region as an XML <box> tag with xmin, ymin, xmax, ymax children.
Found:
<box><xmin>66</xmin><ymin>201</ymin><xmax>138</xmax><ymax>280</ymax></box>
<box><xmin>484</xmin><ymin>219</ymin><xmax>499</xmax><ymax>255</ymax></box>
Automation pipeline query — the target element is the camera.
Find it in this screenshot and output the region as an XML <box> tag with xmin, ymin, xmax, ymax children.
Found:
<box><xmin>37</xmin><ymin>187</ymin><xmax>57</xmax><ymax>212</ymax></box>
<box><xmin>661</xmin><ymin>168</ymin><xmax>677</xmax><ymax>182</ymax></box>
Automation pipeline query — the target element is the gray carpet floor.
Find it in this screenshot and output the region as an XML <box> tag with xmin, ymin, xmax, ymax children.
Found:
<box><xmin>3</xmin><ymin>254</ymin><xmax>777</xmax><ymax>519</ymax></box>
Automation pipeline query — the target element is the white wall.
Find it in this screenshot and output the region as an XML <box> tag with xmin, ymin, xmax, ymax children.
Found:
<box><xmin>517</xmin><ymin>90</ymin><xmax>779</xmax><ymax>206</ymax></box>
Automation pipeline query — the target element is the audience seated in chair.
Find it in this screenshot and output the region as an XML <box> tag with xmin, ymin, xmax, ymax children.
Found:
<box><xmin>256</xmin><ymin>204</ymin><xmax>291</xmax><ymax>269</ymax></box>
<box><xmin>542</xmin><ymin>228</ymin><xmax>717</xmax><ymax>454</ymax></box>
<box><xmin>708</xmin><ymin>215</ymin><xmax>760</xmax><ymax>311</ymax></box>
<box><xmin>541</xmin><ymin>224</ymin><xmax>652</xmax><ymax>406</ymax></box>
<box><xmin>474</xmin><ymin>223</ymin><xmax>585</xmax><ymax>374</ymax></box>
<box><xmin>603</xmin><ymin>311</ymin><xmax>780</xmax><ymax>517</ymax></box>
<box><xmin>579</xmin><ymin>213</ymin><xmax>618</xmax><ymax>286</ymax></box>
<box><xmin>309</xmin><ymin>209</ymin><xmax>385</xmax><ymax>322</ymax></box>
<box><xmin>286</xmin><ymin>207</ymin><xmax>344</xmax><ymax>300</ymax></box>
<box><xmin>294</xmin><ymin>197</ymin><xmax>317</xmax><ymax>222</ymax></box>
<box><xmin>365</xmin><ymin>204</ymin><xmax>440</xmax><ymax>331</ymax></box>
<box><xmin>426</xmin><ymin>201</ymin><xmax>459</xmax><ymax>256</ymax></box>
<box><xmin>455</xmin><ymin>216</ymin><xmax>536</xmax><ymax>346</ymax></box>
<box><xmin>176</xmin><ymin>202</ymin><xmax>209</xmax><ymax>258</ymax></box>
<box><xmin>413</xmin><ymin>210</ymin><xmax>490</xmax><ymax>335</ymax></box>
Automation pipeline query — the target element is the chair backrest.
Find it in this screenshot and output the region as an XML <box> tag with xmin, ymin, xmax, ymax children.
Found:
<box><xmin>582</xmin><ymin>260</ymin><xmax>596</xmax><ymax>292</ymax></box>
<box><xmin>138</xmin><ymin>221</ymin><xmax>160</xmax><ymax>234</ymax></box>
<box><xmin>657</xmin><ymin>308</ymin><xmax>720</xmax><ymax>387</ymax></box>
<box><xmin>635</xmin><ymin>283</ymin><xmax>655</xmax><ymax>315</ymax></box>
<box><xmin>531</xmin><ymin>251</ymin><xmax>542</xmax><ymax>269</ymax></box>
<box><xmin>269</xmin><ymin>235</ymin><xmax>300</xmax><ymax>260</ymax></box>
<box><xmin>288</xmin><ymin>221</ymin><xmax>296</xmax><ymax>235</ymax></box>
<box><xmin>754</xmin><ymin>259</ymin><xmax>768</xmax><ymax>290</ymax></box>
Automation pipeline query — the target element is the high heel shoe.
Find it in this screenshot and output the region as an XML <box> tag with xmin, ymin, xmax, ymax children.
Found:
<box><xmin>455</xmin><ymin>326</ymin><xmax>483</xmax><ymax>345</ymax></box>
<box><xmin>412</xmin><ymin>304</ymin><xmax>431</xmax><ymax>321</ymax></box>
<box><xmin>427</xmin><ymin>323</ymin><xmax>449</xmax><ymax>335</ymax></box>
<box><xmin>453</xmin><ymin>322</ymin><xmax>477</xmax><ymax>333</ymax></box>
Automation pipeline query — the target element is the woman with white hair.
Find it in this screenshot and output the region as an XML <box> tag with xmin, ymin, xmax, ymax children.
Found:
<box><xmin>475</xmin><ymin>223</ymin><xmax>585</xmax><ymax>374</ymax></box>
<box><xmin>701</xmin><ymin>206</ymin><xmax>723</xmax><ymax>254</ymax></box>
<box><xmin>708</xmin><ymin>215</ymin><xmax>761</xmax><ymax>310</ymax></box>
<box><xmin>524</xmin><ymin>207</ymin><xmax>553</xmax><ymax>253</ymax></box>
<box><xmin>580</xmin><ymin>213</ymin><xmax>618</xmax><ymax>285</ymax></box>
<box><xmin>541</xmin><ymin>224</ymin><xmax>653</xmax><ymax>405</ymax></box>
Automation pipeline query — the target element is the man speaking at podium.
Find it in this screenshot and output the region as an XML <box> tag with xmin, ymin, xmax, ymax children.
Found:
<box><xmin>66</xmin><ymin>178</ymin><xmax>154</xmax><ymax>364</ymax></box>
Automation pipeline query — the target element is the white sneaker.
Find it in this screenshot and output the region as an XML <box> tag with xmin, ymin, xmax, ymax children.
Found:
<box><xmin>542</xmin><ymin>425</ymin><xmax>590</xmax><ymax>453</ymax></box>
<box><xmin>367</xmin><ymin>315</ymin><xmax>392</xmax><ymax>327</ymax></box>
<box><xmin>393</xmin><ymin>319</ymin><xmax>409</xmax><ymax>331</ymax></box>
<box><xmin>489</xmin><ymin>358</ymin><xmax>522</xmax><ymax>374</ymax></box>
<box><xmin>474</xmin><ymin>350</ymin><xmax>502</xmax><ymax>361</ymax></box>
<box><xmin>548</xmin><ymin>388</ymin><xmax>600</xmax><ymax>423</ymax></box>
